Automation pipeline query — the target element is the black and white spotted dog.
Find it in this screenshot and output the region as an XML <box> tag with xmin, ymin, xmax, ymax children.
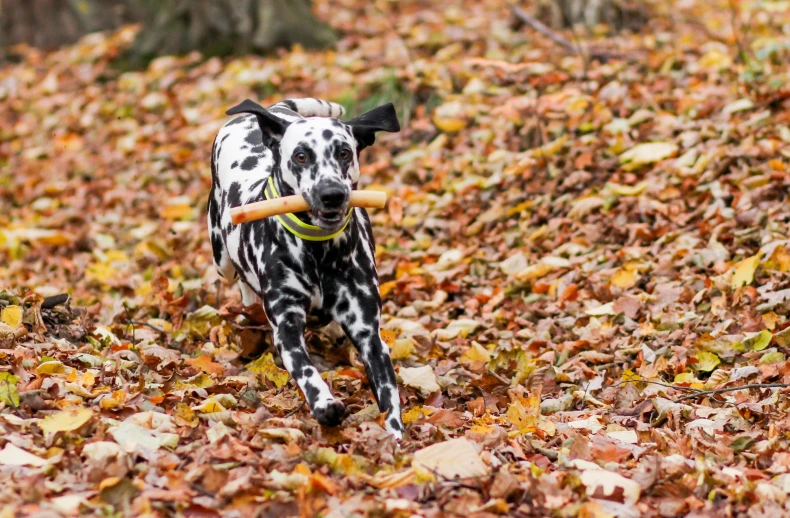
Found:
<box><xmin>208</xmin><ymin>97</ymin><xmax>404</xmax><ymax>438</ymax></box>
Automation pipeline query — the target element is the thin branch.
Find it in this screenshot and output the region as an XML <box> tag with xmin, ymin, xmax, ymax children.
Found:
<box><xmin>673</xmin><ymin>383</ymin><xmax>790</xmax><ymax>403</ymax></box>
<box><xmin>510</xmin><ymin>4</ymin><xmax>576</xmax><ymax>54</ymax></box>
<box><xmin>285</xmin><ymin>400</ymin><xmax>306</xmax><ymax>417</ymax></box>
<box><xmin>127</xmin><ymin>320</ymin><xmax>166</xmax><ymax>334</ymax></box>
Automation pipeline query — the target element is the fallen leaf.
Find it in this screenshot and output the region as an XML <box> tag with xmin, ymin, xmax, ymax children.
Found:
<box><xmin>399</xmin><ymin>365</ymin><xmax>440</xmax><ymax>394</ymax></box>
<box><xmin>0</xmin><ymin>443</ymin><xmax>47</xmax><ymax>467</ymax></box>
<box><xmin>412</xmin><ymin>438</ymin><xmax>489</xmax><ymax>479</ymax></box>
<box><xmin>620</xmin><ymin>142</ymin><xmax>677</xmax><ymax>167</ymax></box>
<box><xmin>247</xmin><ymin>353</ymin><xmax>290</xmax><ymax>389</ymax></box>
<box><xmin>0</xmin><ymin>305</ymin><xmax>22</xmax><ymax>328</ymax></box>
<box><xmin>732</xmin><ymin>253</ymin><xmax>762</xmax><ymax>289</ymax></box>
<box><xmin>39</xmin><ymin>408</ymin><xmax>94</xmax><ymax>434</ymax></box>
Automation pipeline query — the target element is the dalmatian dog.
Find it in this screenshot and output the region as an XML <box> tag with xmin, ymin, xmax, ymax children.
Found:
<box><xmin>208</xmin><ymin>98</ymin><xmax>404</xmax><ymax>438</ymax></box>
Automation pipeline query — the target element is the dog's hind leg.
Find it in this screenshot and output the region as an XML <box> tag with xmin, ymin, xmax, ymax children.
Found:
<box><xmin>238</xmin><ymin>281</ymin><xmax>260</xmax><ymax>306</ymax></box>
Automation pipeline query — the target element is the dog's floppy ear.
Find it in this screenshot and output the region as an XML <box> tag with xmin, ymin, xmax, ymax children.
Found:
<box><xmin>346</xmin><ymin>103</ymin><xmax>400</xmax><ymax>150</ymax></box>
<box><xmin>227</xmin><ymin>99</ymin><xmax>289</xmax><ymax>140</ymax></box>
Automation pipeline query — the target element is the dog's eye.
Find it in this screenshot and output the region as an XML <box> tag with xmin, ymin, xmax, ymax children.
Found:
<box><xmin>294</xmin><ymin>152</ymin><xmax>308</xmax><ymax>164</ymax></box>
<box><xmin>339</xmin><ymin>149</ymin><xmax>351</xmax><ymax>161</ymax></box>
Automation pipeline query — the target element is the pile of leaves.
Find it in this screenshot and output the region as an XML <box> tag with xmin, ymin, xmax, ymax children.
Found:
<box><xmin>2</xmin><ymin>0</ymin><xmax>790</xmax><ymax>516</ymax></box>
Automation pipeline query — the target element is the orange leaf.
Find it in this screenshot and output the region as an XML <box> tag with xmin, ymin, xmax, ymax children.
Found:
<box><xmin>185</xmin><ymin>355</ymin><xmax>225</xmax><ymax>376</ymax></box>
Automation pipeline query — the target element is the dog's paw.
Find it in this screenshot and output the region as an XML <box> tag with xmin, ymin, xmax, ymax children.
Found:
<box><xmin>312</xmin><ymin>400</ymin><xmax>346</xmax><ymax>427</ymax></box>
<box><xmin>386</xmin><ymin>416</ymin><xmax>404</xmax><ymax>440</ymax></box>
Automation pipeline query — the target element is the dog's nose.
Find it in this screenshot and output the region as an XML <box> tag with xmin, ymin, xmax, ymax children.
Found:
<box><xmin>319</xmin><ymin>186</ymin><xmax>348</xmax><ymax>210</ymax></box>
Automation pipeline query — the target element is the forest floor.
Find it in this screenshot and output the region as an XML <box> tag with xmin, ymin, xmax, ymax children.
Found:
<box><xmin>2</xmin><ymin>0</ymin><xmax>790</xmax><ymax>516</ymax></box>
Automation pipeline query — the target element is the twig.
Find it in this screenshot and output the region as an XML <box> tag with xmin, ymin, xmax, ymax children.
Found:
<box><xmin>41</xmin><ymin>293</ymin><xmax>70</xmax><ymax>310</ymax></box>
<box><xmin>510</xmin><ymin>4</ymin><xmax>577</xmax><ymax>54</ymax></box>
<box><xmin>673</xmin><ymin>383</ymin><xmax>790</xmax><ymax>403</ymax></box>
<box><xmin>128</xmin><ymin>320</ymin><xmax>166</xmax><ymax>334</ymax></box>
<box><xmin>285</xmin><ymin>400</ymin><xmax>306</xmax><ymax>417</ymax></box>
<box><xmin>613</xmin><ymin>378</ymin><xmax>704</xmax><ymax>393</ymax></box>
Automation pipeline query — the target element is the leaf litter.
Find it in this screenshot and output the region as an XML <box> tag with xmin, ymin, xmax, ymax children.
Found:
<box><xmin>1</xmin><ymin>0</ymin><xmax>790</xmax><ymax>516</ymax></box>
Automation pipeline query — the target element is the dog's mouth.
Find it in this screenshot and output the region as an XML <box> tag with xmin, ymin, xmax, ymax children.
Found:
<box><xmin>312</xmin><ymin>208</ymin><xmax>347</xmax><ymax>230</ymax></box>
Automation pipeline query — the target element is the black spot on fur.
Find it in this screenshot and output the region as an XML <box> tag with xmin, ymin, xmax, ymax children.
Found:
<box><xmin>241</xmin><ymin>156</ymin><xmax>258</xmax><ymax>171</ymax></box>
<box><xmin>231</xmin><ymin>161</ymin><xmax>239</xmax><ymax>169</ymax></box>
<box><xmin>322</xmin><ymin>129</ymin><xmax>332</xmax><ymax>140</ymax></box>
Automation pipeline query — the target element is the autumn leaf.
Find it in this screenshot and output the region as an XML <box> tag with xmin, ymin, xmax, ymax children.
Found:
<box><xmin>40</xmin><ymin>408</ymin><xmax>94</xmax><ymax>434</ymax></box>
<box><xmin>247</xmin><ymin>353</ymin><xmax>290</xmax><ymax>389</ymax></box>
<box><xmin>693</xmin><ymin>351</ymin><xmax>721</xmax><ymax>372</ymax></box>
<box><xmin>0</xmin><ymin>372</ymin><xmax>20</xmax><ymax>408</ymax></box>
<box><xmin>412</xmin><ymin>438</ymin><xmax>489</xmax><ymax>479</ymax></box>
<box><xmin>731</xmin><ymin>252</ymin><xmax>762</xmax><ymax>289</ymax></box>
<box><xmin>398</xmin><ymin>365</ymin><xmax>440</xmax><ymax>394</ymax></box>
<box><xmin>0</xmin><ymin>305</ymin><xmax>22</xmax><ymax>328</ymax></box>
<box><xmin>619</xmin><ymin>142</ymin><xmax>677</xmax><ymax>168</ymax></box>
<box><xmin>185</xmin><ymin>354</ymin><xmax>225</xmax><ymax>376</ymax></box>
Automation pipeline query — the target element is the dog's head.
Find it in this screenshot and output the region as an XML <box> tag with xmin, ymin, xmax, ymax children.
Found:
<box><xmin>227</xmin><ymin>99</ymin><xmax>400</xmax><ymax>229</ymax></box>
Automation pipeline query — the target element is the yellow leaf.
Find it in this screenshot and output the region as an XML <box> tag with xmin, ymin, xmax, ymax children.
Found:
<box><xmin>174</xmin><ymin>403</ymin><xmax>199</xmax><ymax>428</ymax></box>
<box><xmin>86</xmin><ymin>262</ymin><xmax>117</xmax><ymax>284</ymax></box>
<box><xmin>673</xmin><ymin>372</ymin><xmax>701</xmax><ymax>385</ymax></box>
<box><xmin>537</xmin><ymin>134</ymin><xmax>568</xmax><ymax>158</ymax></box>
<box><xmin>379</xmin><ymin>280</ymin><xmax>398</xmax><ymax>298</ymax></box>
<box><xmin>402</xmin><ymin>406</ymin><xmax>433</xmax><ymax>424</ymax></box>
<box><xmin>380</xmin><ymin>328</ymin><xmax>398</xmax><ymax>346</ymax></box>
<box><xmin>460</xmin><ymin>342</ymin><xmax>491</xmax><ymax>363</ymax></box>
<box><xmin>173</xmin><ymin>373</ymin><xmax>216</xmax><ymax>390</ymax></box>
<box><xmin>390</xmin><ymin>339</ymin><xmax>415</xmax><ymax>360</ymax></box>
<box><xmin>762</xmin><ymin>312</ymin><xmax>782</xmax><ymax>331</ymax></box>
<box><xmin>621</xmin><ymin>370</ymin><xmax>641</xmax><ymax>383</ymax></box>
<box><xmin>506</xmin><ymin>396</ymin><xmax>540</xmax><ymax>431</ymax></box>
<box><xmin>610</xmin><ymin>268</ymin><xmax>637</xmax><ymax>289</ymax></box>
<box><xmin>36</xmin><ymin>360</ymin><xmax>68</xmax><ymax>376</ymax></box>
<box><xmin>732</xmin><ymin>252</ymin><xmax>762</xmax><ymax>289</ymax></box>
<box><xmin>0</xmin><ymin>306</ymin><xmax>22</xmax><ymax>328</ymax></box>
<box><xmin>192</xmin><ymin>394</ymin><xmax>237</xmax><ymax>413</ymax></box>
<box><xmin>764</xmin><ymin>245</ymin><xmax>790</xmax><ymax>272</ymax></box>
<box><xmin>80</xmin><ymin>371</ymin><xmax>96</xmax><ymax>388</ymax></box>
<box><xmin>433</xmin><ymin>117</ymin><xmax>467</xmax><ymax>133</ymax></box>
<box><xmin>99</xmin><ymin>390</ymin><xmax>127</xmax><ymax>410</ymax></box>
<box><xmin>161</xmin><ymin>203</ymin><xmax>193</xmax><ymax>220</ymax></box>
<box><xmin>39</xmin><ymin>408</ymin><xmax>94</xmax><ymax>434</ymax></box>
<box><xmin>693</xmin><ymin>351</ymin><xmax>720</xmax><ymax>372</ymax></box>
<box><xmin>514</xmin><ymin>262</ymin><xmax>555</xmax><ymax>281</ymax></box>
<box><xmin>247</xmin><ymin>353</ymin><xmax>290</xmax><ymax>389</ymax></box>
<box><xmin>620</xmin><ymin>142</ymin><xmax>677</xmax><ymax>167</ymax></box>
<box><xmin>605</xmin><ymin>181</ymin><xmax>649</xmax><ymax>197</ymax></box>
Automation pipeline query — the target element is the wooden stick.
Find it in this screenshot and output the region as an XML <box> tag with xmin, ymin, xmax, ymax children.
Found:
<box><xmin>230</xmin><ymin>191</ymin><xmax>388</xmax><ymax>225</ymax></box>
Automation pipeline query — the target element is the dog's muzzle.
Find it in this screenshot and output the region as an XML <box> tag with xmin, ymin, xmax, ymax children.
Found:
<box><xmin>310</xmin><ymin>182</ymin><xmax>350</xmax><ymax>229</ymax></box>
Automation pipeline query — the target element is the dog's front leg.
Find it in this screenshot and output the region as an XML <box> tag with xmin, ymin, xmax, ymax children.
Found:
<box><xmin>269</xmin><ymin>307</ymin><xmax>345</xmax><ymax>426</ymax></box>
<box><xmin>331</xmin><ymin>286</ymin><xmax>404</xmax><ymax>439</ymax></box>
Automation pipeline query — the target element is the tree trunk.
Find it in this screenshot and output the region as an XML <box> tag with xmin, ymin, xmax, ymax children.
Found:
<box><xmin>539</xmin><ymin>0</ymin><xmax>648</xmax><ymax>32</ymax></box>
<box><xmin>0</xmin><ymin>0</ymin><xmax>336</xmax><ymax>62</ymax></box>
<box><xmin>0</xmin><ymin>0</ymin><xmax>136</xmax><ymax>49</ymax></box>
<box><xmin>128</xmin><ymin>0</ymin><xmax>336</xmax><ymax>63</ymax></box>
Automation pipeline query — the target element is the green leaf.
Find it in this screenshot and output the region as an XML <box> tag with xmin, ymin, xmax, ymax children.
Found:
<box><xmin>729</xmin><ymin>436</ymin><xmax>756</xmax><ymax>454</ymax></box>
<box><xmin>0</xmin><ymin>372</ymin><xmax>20</xmax><ymax>408</ymax></box>
<box><xmin>694</xmin><ymin>351</ymin><xmax>721</xmax><ymax>372</ymax></box>
<box><xmin>760</xmin><ymin>351</ymin><xmax>786</xmax><ymax>365</ymax></box>
<box><xmin>743</xmin><ymin>330</ymin><xmax>772</xmax><ymax>352</ymax></box>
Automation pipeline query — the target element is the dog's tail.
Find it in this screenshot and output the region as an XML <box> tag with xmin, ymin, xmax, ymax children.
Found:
<box><xmin>268</xmin><ymin>98</ymin><xmax>346</xmax><ymax>119</ymax></box>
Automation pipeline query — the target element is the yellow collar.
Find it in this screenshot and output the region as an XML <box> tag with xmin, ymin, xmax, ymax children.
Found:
<box><xmin>264</xmin><ymin>176</ymin><xmax>352</xmax><ymax>241</ymax></box>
